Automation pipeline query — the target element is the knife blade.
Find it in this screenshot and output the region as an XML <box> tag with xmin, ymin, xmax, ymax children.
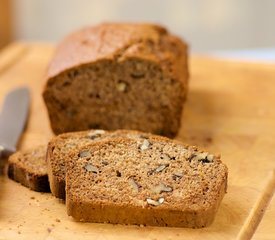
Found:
<box><xmin>0</xmin><ymin>87</ymin><xmax>30</xmax><ymax>158</ymax></box>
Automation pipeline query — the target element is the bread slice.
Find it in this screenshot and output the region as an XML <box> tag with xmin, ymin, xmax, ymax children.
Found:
<box><xmin>65</xmin><ymin>132</ymin><xmax>228</xmax><ymax>228</ymax></box>
<box><xmin>47</xmin><ymin>129</ymin><xmax>113</xmax><ymax>199</ymax></box>
<box><xmin>47</xmin><ymin>129</ymin><xmax>154</xmax><ymax>199</ymax></box>
<box><xmin>8</xmin><ymin>146</ymin><xmax>50</xmax><ymax>192</ymax></box>
<box><xmin>43</xmin><ymin>23</ymin><xmax>188</xmax><ymax>137</ymax></box>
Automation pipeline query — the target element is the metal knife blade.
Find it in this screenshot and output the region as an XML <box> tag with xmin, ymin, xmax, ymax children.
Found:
<box><xmin>0</xmin><ymin>87</ymin><xmax>30</xmax><ymax>158</ymax></box>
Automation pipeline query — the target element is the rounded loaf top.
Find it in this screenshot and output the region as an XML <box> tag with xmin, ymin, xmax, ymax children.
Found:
<box><xmin>47</xmin><ymin>22</ymin><xmax>188</xmax><ymax>80</ymax></box>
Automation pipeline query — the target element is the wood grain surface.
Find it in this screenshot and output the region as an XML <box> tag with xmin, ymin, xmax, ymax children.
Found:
<box><xmin>253</xmin><ymin>185</ymin><xmax>275</xmax><ymax>240</ymax></box>
<box><xmin>0</xmin><ymin>43</ymin><xmax>274</xmax><ymax>240</ymax></box>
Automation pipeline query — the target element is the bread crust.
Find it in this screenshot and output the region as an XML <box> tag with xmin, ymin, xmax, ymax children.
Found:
<box><xmin>46</xmin><ymin>23</ymin><xmax>188</xmax><ymax>83</ymax></box>
<box><xmin>46</xmin><ymin>143</ymin><xmax>66</xmax><ymax>199</ymax></box>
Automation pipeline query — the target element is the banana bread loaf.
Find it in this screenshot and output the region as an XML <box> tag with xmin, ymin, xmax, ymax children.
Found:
<box><xmin>65</xmin><ymin>132</ymin><xmax>228</xmax><ymax>228</ymax></box>
<box><xmin>8</xmin><ymin>146</ymin><xmax>50</xmax><ymax>192</ymax></box>
<box><xmin>43</xmin><ymin>23</ymin><xmax>188</xmax><ymax>137</ymax></box>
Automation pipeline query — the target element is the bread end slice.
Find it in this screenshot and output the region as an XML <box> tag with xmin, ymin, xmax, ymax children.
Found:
<box><xmin>8</xmin><ymin>146</ymin><xmax>50</xmax><ymax>192</ymax></box>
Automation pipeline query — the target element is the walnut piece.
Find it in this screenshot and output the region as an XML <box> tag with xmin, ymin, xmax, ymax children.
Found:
<box><xmin>84</xmin><ymin>164</ymin><xmax>99</xmax><ymax>173</ymax></box>
<box><xmin>151</xmin><ymin>183</ymin><xmax>173</xmax><ymax>194</ymax></box>
<box><xmin>139</xmin><ymin>139</ymin><xmax>151</xmax><ymax>150</ymax></box>
<box><xmin>128</xmin><ymin>178</ymin><xmax>139</xmax><ymax>192</ymax></box>
<box><xmin>146</xmin><ymin>197</ymin><xmax>165</xmax><ymax>206</ymax></box>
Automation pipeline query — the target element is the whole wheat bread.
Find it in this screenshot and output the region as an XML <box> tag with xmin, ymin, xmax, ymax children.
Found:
<box><xmin>43</xmin><ymin>23</ymin><xmax>188</xmax><ymax>137</ymax></box>
<box><xmin>65</xmin><ymin>132</ymin><xmax>228</xmax><ymax>228</ymax></box>
<box><xmin>8</xmin><ymin>146</ymin><xmax>50</xmax><ymax>192</ymax></box>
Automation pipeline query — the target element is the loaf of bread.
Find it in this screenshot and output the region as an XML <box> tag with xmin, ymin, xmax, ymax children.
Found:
<box><xmin>8</xmin><ymin>146</ymin><xmax>50</xmax><ymax>192</ymax></box>
<box><xmin>65</xmin><ymin>131</ymin><xmax>228</xmax><ymax>228</ymax></box>
<box><xmin>43</xmin><ymin>23</ymin><xmax>188</xmax><ymax>137</ymax></box>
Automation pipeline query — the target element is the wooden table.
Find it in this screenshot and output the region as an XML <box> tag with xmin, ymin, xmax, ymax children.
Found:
<box><xmin>0</xmin><ymin>43</ymin><xmax>274</xmax><ymax>240</ymax></box>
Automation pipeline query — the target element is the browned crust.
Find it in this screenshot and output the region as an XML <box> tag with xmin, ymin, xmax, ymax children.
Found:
<box><xmin>47</xmin><ymin>170</ymin><xmax>65</xmax><ymax>199</ymax></box>
<box><xmin>46</xmin><ymin>137</ymin><xmax>66</xmax><ymax>199</ymax></box>
<box><xmin>8</xmin><ymin>161</ymin><xmax>50</xmax><ymax>192</ymax></box>
<box><xmin>45</xmin><ymin>23</ymin><xmax>188</xmax><ymax>83</ymax></box>
<box><xmin>46</xmin><ymin>160</ymin><xmax>66</xmax><ymax>199</ymax></box>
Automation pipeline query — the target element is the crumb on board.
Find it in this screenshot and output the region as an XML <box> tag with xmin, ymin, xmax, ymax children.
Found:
<box><xmin>55</xmin><ymin>218</ymin><xmax>61</xmax><ymax>222</ymax></box>
<box><xmin>47</xmin><ymin>228</ymin><xmax>52</xmax><ymax>233</ymax></box>
<box><xmin>30</xmin><ymin>196</ymin><xmax>35</xmax><ymax>199</ymax></box>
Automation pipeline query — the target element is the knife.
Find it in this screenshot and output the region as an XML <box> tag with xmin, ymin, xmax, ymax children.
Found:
<box><xmin>0</xmin><ymin>87</ymin><xmax>30</xmax><ymax>159</ymax></box>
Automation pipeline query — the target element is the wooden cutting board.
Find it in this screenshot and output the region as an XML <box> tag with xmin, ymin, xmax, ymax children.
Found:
<box><xmin>253</xmin><ymin>193</ymin><xmax>275</xmax><ymax>240</ymax></box>
<box><xmin>0</xmin><ymin>43</ymin><xmax>274</xmax><ymax>240</ymax></box>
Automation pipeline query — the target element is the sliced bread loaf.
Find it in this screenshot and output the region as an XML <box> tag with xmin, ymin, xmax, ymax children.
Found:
<box><xmin>43</xmin><ymin>23</ymin><xmax>189</xmax><ymax>137</ymax></box>
<box><xmin>65</xmin><ymin>132</ymin><xmax>228</xmax><ymax>228</ymax></box>
<box><xmin>8</xmin><ymin>146</ymin><xmax>50</xmax><ymax>192</ymax></box>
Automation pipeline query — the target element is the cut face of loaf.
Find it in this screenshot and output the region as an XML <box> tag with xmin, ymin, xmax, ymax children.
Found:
<box><xmin>66</xmin><ymin>134</ymin><xmax>228</xmax><ymax>228</ymax></box>
<box><xmin>43</xmin><ymin>23</ymin><xmax>188</xmax><ymax>137</ymax></box>
<box><xmin>8</xmin><ymin>146</ymin><xmax>50</xmax><ymax>192</ymax></box>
